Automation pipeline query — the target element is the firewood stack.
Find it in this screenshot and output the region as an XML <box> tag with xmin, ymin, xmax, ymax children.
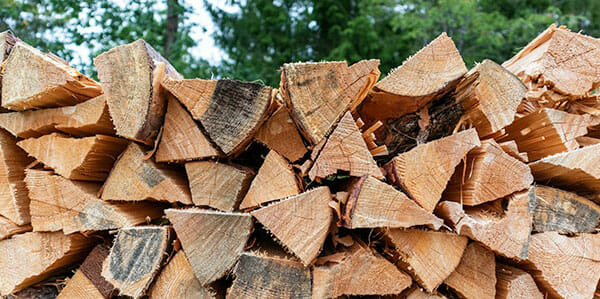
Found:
<box><xmin>0</xmin><ymin>23</ymin><xmax>599</xmax><ymax>298</ymax></box>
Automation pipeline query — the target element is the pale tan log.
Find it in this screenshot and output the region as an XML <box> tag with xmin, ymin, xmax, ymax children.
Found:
<box><xmin>0</xmin><ymin>31</ymin><xmax>17</xmax><ymax>110</ymax></box>
<box><xmin>101</xmin><ymin>142</ymin><xmax>192</xmax><ymax>204</ymax></box>
<box><xmin>444</xmin><ymin>243</ymin><xmax>496</xmax><ymax>299</ymax></box>
<box><xmin>155</xmin><ymin>95</ymin><xmax>221</xmax><ymax>162</ymax></box>
<box><xmin>1</xmin><ymin>42</ymin><xmax>102</xmax><ymax>111</ymax></box>
<box><xmin>58</xmin><ymin>244</ymin><xmax>115</xmax><ymax>299</ymax></box>
<box><xmin>385</xmin><ymin>128</ymin><xmax>480</xmax><ymax>212</ymax></box>
<box><xmin>240</xmin><ymin>150</ymin><xmax>299</xmax><ymax>210</ymax></box>
<box><xmin>94</xmin><ymin>39</ymin><xmax>182</xmax><ymax>144</ymax></box>
<box><xmin>280</xmin><ymin>59</ymin><xmax>380</xmax><ymax>144</ymax></box>
<box><xmin>18</xmin><ymin>133</ymin><xmax>127</xmax><ymax>181</ymax></box>
<box><xmin>577</xmin><ymin>136</ymin><xmax>600</xmax><ymax>146</ymax></box>
<box><xmin>312</xmin><ymin>242</ymin><xmax>412</xmax><ymax>298</ymax></box>
<box><xmin>496</xmin><ymin>264</ymin><xmax>543</xmax><ymax>299</ymax></box>
<box><xmin>0</xmin><ymin>215</ymin><xmax>31</xmax><ymax>241</ymax></box>
<box><xmin>0</xmin><ymin>232</ymin><xmax>93</xmax><ymax>295</ymax></box>
<box><xmin>343</xmin><ymin>175</ymin><xmax>443</xmax><ymax>229</ymax></box>
<box><xmin>59</xmin><ymin>271</ymin><xmax>105</xmax><ymax>299</ymax></box>
<box><xmin>444</xmin><ymin>139</ymin><xmax>533</xmax><ymax>206</ymax></box>
<box><xmin>251</xmin><ymin>186</ymin><xmax>332</xmax><ymax>266</ymax></box>
<box><xmin>308</xmin><ymin>111</ymin><xmax>383</xmax><ymax>180</ymax></box>
<box><xmin>185</xmin><ymin>161</ymin><xmax>254</xmax><ymax>211</ymax></box>
<box><xmin>0</xmin><ymin>129</ymin><xmax>33</xmax><ymax>225</ymax></box>
<box><xmin>149</xmin><ymin>251</ymin><xmax>216</xmax><ymax>299</ymax></box>
<box><xmin>101</xmin><ymin>226</ymin><xmax>170</xmax><ymax>299</ymax></box>
<box><xmin>254</xmin><ymin>105</ymin><xmax>307</xmax><ymax>162</ymax></box>
<box><xmin>498</xmin><ymin>140</ymin><xmax>528</xmax><ymax>162</ymax></box>
<box><xmin>165</xmin><ymin>208</ymin><xmax>252</xmax><ymax>286</ymax></box>
<box><xmin>405</xmin><ymin>288</ymin><xmax>447</xmax><ymax>299</ymax></box>
<box><xmin>25</xmin><ymin>170</ymin><xmax>164</xmax><ymax>234</ymax></box>
<box><xmin>533</xmin><ymin>185</ymin><xmax>600</xmax><ymax>233</ymax></box>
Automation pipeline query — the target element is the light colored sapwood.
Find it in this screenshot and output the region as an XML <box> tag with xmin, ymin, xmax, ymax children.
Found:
<box><xmin>254</xmin><ymin>105</ymin><xmax>307</xmax><ymax>162</ymax></box>
<box><xmin>495</xmin><ymin>264</ymin><xmax>543</xmax><ymax>299</ymax></box>
<box><xmin>444</xmin><ymin>243</ymin><xmax>496</xmax><ymax>299</ymax></box>
<box><xmin>149</xmin><ymin>251</ymin><xmax>216</xmax><ymax>299</ymax></box>
<box><xmin>0</xmin><ymin>129</ymin><xmax>33</xmax><ymax>225</ymax></box>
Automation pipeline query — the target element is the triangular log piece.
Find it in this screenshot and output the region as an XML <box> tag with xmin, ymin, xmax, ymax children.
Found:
<box><xmin>498</xmin><ymin>140</ymin><xmax>528</xmax><ymax>162</ymax></box>
<box><xmin>454</xmin><ymin>59</ymin><xmax>527</xmax><ymax>137</ymax></box>
<box><xmin>359</xmin><ymin>33</ymin><xmax>466</xmax><ymax>122</ymax></box>
<box><xmin>0</xmin><ymin>129</ymin><xmax>33</xmax><ymax>225</ymax></box>
<box><xmin>280</xmin><ymin>59</ymin><xmax>380</xmax><ymax>144</ymax></box>
<box><xmin>405</xmin><ymin>287</ymin><xmax>448</xmax><ymax>299</ymax></box>
<box><xmin>25</xmin><ymin>170</ymin><xmax>164</xmax><ymax>234</ymax></box>
<box><xmin>312</xmin><ymin>242</ymin><xmax>412</xmax><ymax>298</ymax></box>
<box><xmin>523</xmin><ymin>232</ymin><xmax>600</xmax><ymax>299</ymax></box>
<box><xmin>0</xmin><ymin>95</ymin><xmax>114</xmax><ymax>139</ymax></box>
<box><xmin>58</xmin><ymin>244</ymin><xmax>115</xmax><ymax>299</ymax></box>
<box><xmin>533</xmin><ymin>185</ymin><xmax>600</xmax><ymax>233</ymax></box>
<box><xmin>444</xmin><ymin>139</ymin><xmax>533</xmax><ymax>206</ymax></box>
<box><xmin>101</xmin><ymin>143</ymin><xmax>192</xmax><ymax>204</ymax></box>
<box><xmin>251</xmin><ymin>186</ymin><xmax>332</xmax><ymax>266</ymax></box>
<box><xmin>162</xmin><ymin>78</ymin><xmax>272</xmax><ymax>155</ymax></box>
<box><xmin>384</xmin><ymin>229</ymin><xmax>468</xmax><ymax>292</ymax></box>
<box><xmin>228</xmin><ymin>252</ymin><xmax>311</xmax><ymax>298</ymax></box>
<box><xmin>185</xmin><ymin>161</ymin><xmax>254</xmax><ymax>211</ymax></box>
<box><xmin>308</xmin><ymin>111</ymin><xmax>384</xmax><ymax>180</ymax></box>
<box><xmin>240</xmin><ymin>150</ymin><xmax>300</xmax><ymax>210</ymax></box>
<box><xmin>385</xmin><ymin>128</ymin><xmax>480</xmax><ymax>212</ymax></box>
<box><xmin>101</xmin><ymin>226</ymin><xmax>170</xmax><ymax>299</ymax></box>
<box><xmin>0</xmin><ymin>31</ymin><xmax>18</xmax><ymax>109</ymax></box>
<box><xmin>155</xmin><ymin>95</ymin><xmax>222</xmax><ymax>163</ymax></box>
<box><xmin>343</xmin><ymin>175</ymin><xmax>443</xmax><ymax>229</ymax></box>
<box><xmin>444</xmin><ymin>243</ymin><xmax>496</xmax><ymax>299</ymax></box>
<box><xmin>529</xmin><ymin>143</ymin><xmax>600</xmax><ymax>193</ymax></box>
<box><xmin>165</xmin><ymin>208</ymin><xmax>252</xmax><ymax>286</ymax></box>
<box><xmin>1</xmin><ymin>42</ymin><xmax>102</xmax><ymax>111</ymax></box>
<box><xmin>496</xmin><ymin>108</ymin><xmax>589</xmax><ymax>161</ymax></box>
<box><xmin>496</xmin><ymin>264</ymin><xmax>543</xmax><ymax>299</ymax></box>
<box><xmin>0</xmin><ymin>232</ymin><xmax>93</xmax><ymax>295</ymax></box>
<box><xmin>18</xmin><ymin>133</ymin><xmax>128</xmax><ymax>181</ymax></box>
<box><xmin>254</xmin><ymin>105</ymin><xmax>307</xmax><ymax>162</ymax></box>
<box><xmin>149</xmin><ymin>251</ymin><xmax>216</xmax><ymax>299</ymax></box>
<box><xmin>94</xmin><ymin>39</ymin><xmax>182</xmax><ymax>145</ymax></box>
<box><xmin>0</xmin><ymin>215</ymin><xmax>31</xmax><ymax>241</ymax></box>
<box><xmin>436</xmin><ymin>188</ymin><xmax>535</xmax><ymax>259</ymax></box>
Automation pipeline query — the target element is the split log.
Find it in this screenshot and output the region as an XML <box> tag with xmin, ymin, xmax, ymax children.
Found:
<box><xmin>0</xmin><ymin>215</ymin><xmax>31</xmax><ymax>240</ymax></box>
<box><xmin>1</xmin><ymin>42</ymin><xmax>102</xmax><ymax>110</ymax></box>
<box><xmin>149</xmin><ymin>251</ymin><xmax>215</xmax><ymax>299</ymax></box>
<box><xmin>308</xmin><ymin>111</ymin><xmax>384</xmax><ymax>180</ymax></box>
<box><xmin>343</xmin><ymin>175</ymin><xmax>443</xmax><ymax>229</ymax></box>
<box><xmin>0</xmin><ymin>31</ymin><xmax>18</xmax><ymax>108</ymax></box>
<box><xmin>101</xmin><ymin>226</ymin><xmax>170</xmax><ymax>299</ymax></box>
<box><xmin>405</xmin><ymin>288</ymin><xmax>447</xmax><ymax>299</ymax></box>
<box><xmin>239</xmin><ymin>150</ymin><xmax>300</xmax><ymax>210</ymax></box>
<box><xmin>444</xmin><ymin>243</ymin><xmax>496</xmax><ymax>299</ymax></box>
<box><xmin>0</xmin><ymin>129</ymin><xmax>33</xmax><ymax>225</ymax></box>
<box><xmin>101</xmin><ymin>142</ymin><xmax>192</xmax><ymax>204</ymax></box>
<box><xmin>18</xmin><ymin>133</ymin><xmax>128</xmax><ymax>181</ymax></box>
<box><xmin>496</xmin><ymin>264</ymin><xmax>543</xmax><ymax>299</ymax></box>
<box><xmin>498</xmin><ymin>140</ymin><xmax>528</xmax><ymax>162</ymax></box>
<box><xmin>280</xmin><ymin>59</ymin><xmax>380</xmax><ymax>144</ymax></box>
<box><xmin>251</xmin><ymin>186</ymin><xmax>332</xmax><ymax>266</ymax></box>
<box><xmin>0</xmin><ymin>95</ymin><xmax>114</xmax><ymax>138</ymax></box>
<box><xmin>444</xmin><ymin>139</ymin><xmax>533</xmax><ymax>206</ymax></box>
<box><xmin>162</xmin><ymin>78</ymin><xmax>272</xmax><ymax>155</ymax></box>
<box><xmin>228</xmin><ymin>252</ymin><xmax>312</xmax><ymax>299</ymax></box>
<box><xmin>385</xmin><ymin>128</ymin><xmax>480</xmax><ymax>212</ymax></box>
<box><xmin>533</xmin><ymin>185</ymin><xmax>600</xmax><ymax>233</ymax></box>
<box><xmin>385</xmin><ymin>229</ymin><xmax>468</xmax><ymax>292</ymax></box>
<box><xmin>165</xmin><ymin>208</ymin><xmax>252</xmax><ymax>285</ymax></box>
<box><xmin>94</xmin><ymin>39</ymin><xmax>182</xmax><ymax>144</ymax></box>
<box><xmin>58</xmin><ymin>244</ymin><xmax>115</xmax><ymax>299</ymax></box>
<box><xmin>185</xmin><ymin>161</ymin><xmax>254</xmax><ymax>211</ymax></box>
<box><xmin>254</xmin><ymin>105</ymin><xmax>307</xmax><ymax>162</ymax></box>
<box><xmin>312</xmin><ymin>242</ymin><xmax>412</xmax><ymax>298</ymax></box>
<box><xmin>25</xmin><ymin>170</ymin><xmax>164</xmax><ymax>234</ymax></box>
<box><xmin>155</xmin><ymin>95</ymin><xmax>221</xmax><ymax>162</ymax></box>
<box><xmin>0</xmin><ymin>232</ymin><xmax>93</xmax><ymax>295</ymax></box>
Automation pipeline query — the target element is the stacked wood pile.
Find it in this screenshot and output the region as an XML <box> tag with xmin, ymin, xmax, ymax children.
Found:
<box><xmin>1</xmin><ymin>24</ymin><xmax>600</xmax><ymax>298</ymax></box>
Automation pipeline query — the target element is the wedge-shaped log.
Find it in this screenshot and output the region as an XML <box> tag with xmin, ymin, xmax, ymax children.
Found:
<box><xmin>496</xmin><ymin>264</ymin><xmax>543</xmax><ymax>299</ymax></box>
<box><xmin>94</xmin><ymin>39</ymin><xmax>182</xmax><ymax>144</ymax></box>
<box><xmin>405</xmin><ymin>288</ymin><xmax>448</xmax><ymax>299</ymax></box>
<box><xmin>254</xmin><ymin>105</ymin><xmax>307</xmax><ymax>162</ymax></box>
<box><xmin>101</xmin><ymin>143</ymin><xmax>192</xmax><ymax>204</ymax></box>
<box><xmin>0</xmin><ymin>232</ymin><xmax>93</xmax><ymax>295</ymax></box>
<box><xmin>385</xmin><ymin>128</ymin><xmax>480</xmax><ymax>212</ymax></box>
<box><xmin>444</xmin><ymin>243</ymin><xmax>496</xmax><ymax>299</ymax></box>
<box><xmin>26</xmin><ymin>170</ymin><xmax>164</xmax><ymax>234</ymax></box>
<box><xmin>498</xmin><ymin>140</ymin><xmax>528</xmax><ymax>162</ymax></box>
<box><xmin>240</xmin><ymin>150</ymin><xmax>299</xmax><ymax>210</ymax></box>
<box><xmin>0</xmin><ymin>215</ymin><xmax>31</xmax><ymax>241</ymax></box>
<box><xmin>58</xmin><ymin>244</ymin><xmax>115</xmax><ymax>299</ymax></box>
<box><xmin>228</xmin><ymin>252</ymin><xmax>311</xmax><ymax>299</ymax></box>
<box><xmin>18</xmin><ymin>133</ymin><xmax>127</xmax><ymax>181</ymax></box>
<box><xmin>155</xmin><ymin>95</ymin><xmax>221</xmax><ymax>162</ymax></box>
<box><xmin>0</xmin><ymin>129</ymin><xmax>33</xmax><ymax>225</ymax></box>
<box><xmin>313</xmin><ymin>242</ymin><xmax>412</xmax><ymax>298</ymax></box>
<box><xmin>309</xmin><ymin>111</ymin><xmax>383</xmax><ymax>180</ymax></box>
<box><xmin>251</xmin><ymin>186</ymin><xmax>332</xmax><ymax>266</ymax></box>
<box><xmin>149</xmin><ymin>251</ymin><xmax>216</xmax><ymax>299</ymax></box>
<box><xmin>343</xmin><ymin>175</ymin><xmax>443</xmax><ymax>229</ymax></box>
<box><xmin>185</xmin><ymin>161</ymin><xmax>253</xmax><ymax>211</ymax></box>
<box><xmin>162</xmin><ymin>78</ymin><xmax>272</xmax><ymax>155</ymax></box>
<box><xmin>280</xmin><ymin>59</ymin><xmax>380</xmax><ymax>144</ymax></box>
<box><xmin>2</xmin><ymin>42</ymin><xmax>101</xmax><ymax>110</ymax></box>
<box><xmin>385</xmin><ymin>229</ymin><xmax>467</xmax><ymax>292</ymax></box>
<box><xmin>444</xmin><ymin>140</ymin><xmax>533</xmax><ymax>206</ymax></box>
<box><xmin>165</xmin><ymin>208</ymin><xmax>252</xmax><ymax>286</ymax></box>
<box><xmin>101</xmin><ymin>226</ymin><xmax>170</xmax><ymax>299</ymax></box>
<box><xmin>0</xmin><ymin>31</ymin><xmax>18</xmax><ymax>108</ymax></box>
<box><xmin>533</xmin><ymin>185</ymin><xmax>600</xmax><ymax>233</ymax></box>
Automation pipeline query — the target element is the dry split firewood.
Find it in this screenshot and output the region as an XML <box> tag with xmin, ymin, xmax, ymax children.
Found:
<box><xmin>533</xmin><ymin>185</ymin><xmax>600</xmax><ymax>233</ymax></box>
<box><xmin>254</xmin><ymin>105</ymin><xmax>307</xmax><ymax>162</ymax></box>
<box><xmin>0</xmin><ymin>129</ymin><xmax>33</xmax><ymax>225</ymax></box>
<box><xmin>149</xmin><ymin>250</ymin><xmax>216</xmax><ymax>299</ymax></box>
<box><xmin>0</xmin><ymin>215</ymin><xmax>31</xmax><ymax>241</ymax></box>
<box><xmin>58</xmin><ymin>244</ymin><xmax>115</xmax><ymax>299</ymax></box>
<box><xmin>495</xmin><ymin>264</ymin><xmax>543</xmax><ymax>299</ymax></box>
<box><xmin>444</xmin><ymin>243</ymin><xmax>496</xmax><ymax>299</ymax></box>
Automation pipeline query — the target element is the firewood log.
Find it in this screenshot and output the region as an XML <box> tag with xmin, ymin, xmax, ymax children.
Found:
<box><xmin>498</xmin><ymin>140</ymin><xmax>528</xmax><ymax>162</ymax></box>
<box><xmin>58</xmin><ymin>244</ymin><xmax>116</xmax><ymax>299</ymax></box>
<box><xmin>405</xmin><ymin>287</ymin><xmax>448</xmax><ymax>299</ymax></box>
<box><xmin>496</xmin><ymin>264</ymin><xmax>543</xmax><ymax>299</ymax></box>
<box><xmin>149</xmin><ymin>251</ymin><xmax>216</xmax><ymax>299</ymax></box>
<box><xmin>0</xmin><ymin>215</ymin><xmax>31</xmax><ymax>241</ymax></box>
<box><xmin>0</xmin><ymin>31</ymin><xmax>18</xmax><ymax>109</ymax></box>
<box><xmin>254</xmin><ymin>105</ymin><xmax>307</xmax><ymax>162</ymax></box>
<box><xmin>0</xmin><ymin>129</ymin><xmax>33</xmax><ymax>225</ymax></box>
<box><xmin>444</xmin><ymin>243</ymin><xmax>496</xmax><ymax>299</ymax></box>
<box><xmin>533</xmin><ymin>185</ymin><xmax>600</xmax><ymax>233</ymax></box>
